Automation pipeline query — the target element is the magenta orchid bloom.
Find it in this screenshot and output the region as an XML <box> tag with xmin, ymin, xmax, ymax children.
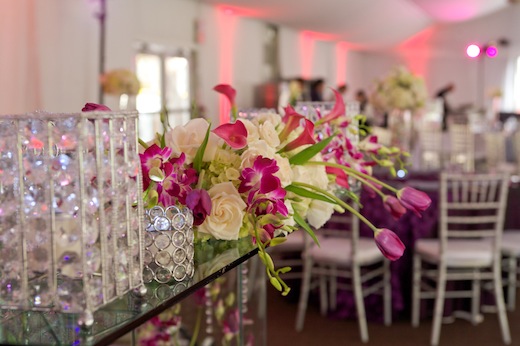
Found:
<box><xmin>186</xmin><ymin>189</ymin><xmax>212</xmax><ymax>226</ymax></box>
<box><xmin>139</xmin><ymin>144</ymin><xmax>173</xmax><ymax>190</ymax></box>
<box><xmin>383</xmin><ymin>195</ymin><xmax>407</xmax><ymax>220</ymax></box>
<box><xmin>317</xmin><ymin>88</ymin><xmax>345</xmax><ymax>124</ymax></box>
<box><xmin>374</xmin><ymin>228</ymin><xmax>405</xmax><ymax>261</ymax></box>
<box><xmin>213</xmin><ymin>120</ymin><xmax>248</xmax><ymax>149</ymax></box>
<box><xmin>239</xmin><ymin>156</ymin><xmax>287</xmax><ymax>218</ymax></box>
<box><xmin>82</xmin><ymin>103</ymin><xmax>111</xmax><ymax>112</ymax></box>
<box><xmin>280</xmin><ymin>119</ymin><xmax>316</xmax><ymax>152</ymax></box>
<box><xmin>279</xmin><ymin>106</ymin><xmax>304</xmax><ymax>142</ymax></box>
<box><xmin>397</xmin><ymin>186</ymin><xmax>432</xmax><ymax>217</ymax></box>
<box><xmin>156</xmin><ymin>157</ymin><xmax>198</xmax><ymax>206</ymax></box>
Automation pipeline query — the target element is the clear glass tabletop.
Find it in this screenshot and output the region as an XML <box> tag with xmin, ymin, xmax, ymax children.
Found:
<box><xmin>0</xmin><ymin>237</ymin><xmax>257</xmax><ymax>345</ymax></box>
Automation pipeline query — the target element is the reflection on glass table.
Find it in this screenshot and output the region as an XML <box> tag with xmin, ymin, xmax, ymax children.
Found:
<box><xmin>0</xmin><ymin>237</ymin><xmax>258</xmax><ymax>346</ymax></box>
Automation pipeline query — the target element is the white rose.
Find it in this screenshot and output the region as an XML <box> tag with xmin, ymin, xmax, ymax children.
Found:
<box><xmin>258</xmin><ymin>121</ymin><xmax>281</xmax><ymax>149</ymax></box>
<box><xmin>198</xmin><ymin>182</ymin><xmax>247</xmax><ymax>240</ymax></box>
<box><xmin>254</xmin><ymin>113</ymin><xmax>282</xmax><ymax>127</ymax></box>
<box><xmin>307</xmin><ymin>200</ymin><xmax>334</xmax><ymax>229</ymax></box>
<box><xmin>273</xmin><ymin>154</ymin><xmax>293</xmax><ymax>187</ymax></box>
<box><xmin>164</xmin><ymin>118</ymin><xmax>220</xmax><ymax>164</ymax></box>
<box><xmin>292</xmin><ymin>163</ymin><xmax>329</xmax><ymax>190</ymax></box>
<box><xmin>240</xmin><ymin>119</ymin><xmax>260</xmax><ymax>144</ymax></box>
<box><xmin>240</xmin><ymin>140</ymin><xmax>276</xmax><ymax>169</ymax></box>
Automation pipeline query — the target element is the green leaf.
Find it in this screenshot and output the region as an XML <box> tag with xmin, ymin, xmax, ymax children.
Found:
<box><xmin>289</xmin><ymin>134</ymin><xmax>336</xmax><ymax>165</ymax></box>
<box><xmin>193</xmin><ymin>124</ymin><xmax>211</xmax><ymax>173</ymax></box>
<box><xmin>293</xmin><ymin>210</ymin><xmax>320</xmax><ymax>247</ymax></box>
<box><xmin>286</xmin><ymin>184</ymin><xmax>336</xmax><ymax>204</ymax></box>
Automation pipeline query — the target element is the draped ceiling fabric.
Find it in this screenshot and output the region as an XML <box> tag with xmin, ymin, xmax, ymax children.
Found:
<box><xmin>0</xmin><ymin>0</ymin><xmax>41</xmax><ymax>113</ymax></box>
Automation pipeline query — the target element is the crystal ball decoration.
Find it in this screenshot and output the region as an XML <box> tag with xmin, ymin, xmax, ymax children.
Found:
<box><xmin>143</xmin><ymin>206</ymin><xmax>195</xmax><ymax>284</ymax></box>
<box><xmin>0</xmin><ymin>111</ymin><xmax>145</xmax><ymax>315</ymax></box>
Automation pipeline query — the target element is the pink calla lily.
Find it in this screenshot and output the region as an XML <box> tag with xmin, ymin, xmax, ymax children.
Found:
<box><xmin>280</xmin><ymin>119</ymin><xmax>316</xmax><ymax>152</ymax></box>
<box><xmin>279</xmin><ymin>106</ymin><xmax>305</xmax><ymax>142</ymax></box>
<box><xmin>213</xmin><ymin>120</ymin><xmax>248</xmax><ymax>149</ymax></box>
<box><xmin>317</xmin><ymin>88</ymin><xmax>345</xmax><ymax>124</ymax></box>
<box><xmin>326</xmin><ymin>166</ymin><xmax>349</xmax><ymax>189</ymax></box>
<box><xmin>213</xmin><ymin>84</ymin><xmax>236</xmax><ymax>105</ymax></box>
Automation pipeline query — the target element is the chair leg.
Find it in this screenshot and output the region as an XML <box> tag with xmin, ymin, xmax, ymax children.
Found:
<box><xmin>431</xmin><ymin>264</ymin><xmax>447</xmax><ymax>346</ymax></box>
<box><xmin>329</xmin><ymin>265</ymin><xmax>337</xmax><ymax>311</ymax></box>
<box><xmin>319</xmin><ymin>268</ymin><xmax>328</xmax><ymax>316</ymax></box>
<box><xmin>493</xmin><ymin>263</ymin><xmax>512</xmax><ymax>344</ymax></box>
<box><xmin>471</xmin><ymin>269</ymin><xmax>481</xmax><ymax>325</ymax></box>
<box><xmin>507</xmin><ymin>256</ymin><xmax>517</xmax><ymax>311</ymax></box>
<box><xmin>411</xmin><ymin>253</ymin><xmax>421</xmax><ymax>327</ymax></box>
<box><xmin>383</xmin><ymin>259</ymin><xmax>392</xmax><ymax>326</ymax></box>
<box><xmin>353</xmin><ymin>265</ymin><xmax>369</xmax><ymax>343</ymax></box>
<box><xmin>295</xmin><ymin>256</ymin><xmax>313</xmax><ymax>331</ymax></box>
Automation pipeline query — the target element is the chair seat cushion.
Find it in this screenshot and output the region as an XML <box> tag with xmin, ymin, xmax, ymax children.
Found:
<box><xmin>415</xmin><ymin>238</ymin><xmax>493</xmax><ymax>267</ymax></box>
<box><xmin>502</xmin><ymin>230</ymin><xmax>520</xmax><ymax>256</ymax></box>
<box><xmin>308</xmin><ymin>237</ymin><xmax>383</xmax><ymax>265</ymax></box>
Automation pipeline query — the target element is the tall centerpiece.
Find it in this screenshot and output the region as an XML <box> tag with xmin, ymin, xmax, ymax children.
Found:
<box><xmin>370</xmin><ymin>66</ymin><xmax>428</xmax><ymax>151</ymax></box>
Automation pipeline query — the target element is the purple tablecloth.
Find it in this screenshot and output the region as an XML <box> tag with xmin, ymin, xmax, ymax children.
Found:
<box><xmin>330</xmin><ymin>171</ymin><xmax>520</xmax><ymax>322</ymax></box>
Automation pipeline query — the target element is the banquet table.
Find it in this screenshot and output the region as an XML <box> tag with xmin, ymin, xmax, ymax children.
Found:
<box><xmin>329</xmin><ymin>170</ymin><xmax>520</xmax><ymax>322</ymax></box>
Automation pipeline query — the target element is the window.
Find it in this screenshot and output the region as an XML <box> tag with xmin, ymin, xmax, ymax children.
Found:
<box><xmin>135</xmin><ymin>50</ymin><xmax>191</xmax><ymax>142</ymax></box>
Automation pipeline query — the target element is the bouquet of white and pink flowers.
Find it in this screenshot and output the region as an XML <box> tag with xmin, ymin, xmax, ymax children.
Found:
<box><xmin>370</xmin><ymin>66</ymin><xmax>428</xmax><ymax>112</ymax></box>
<box><xmin>84</xmin><ymin>84</ymin><xmax>431</xmax><ymax>295</ymax></box>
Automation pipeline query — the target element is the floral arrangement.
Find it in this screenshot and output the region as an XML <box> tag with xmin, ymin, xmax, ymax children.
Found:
<box><xmin>84</xmin><ymin>84</ymin><xmax>431</xmax><ymax>295</ymax></box>
<box><xmin>370</xmin><ymin>65</ymin><xmax>428</xmax><ymax>112</ymax></box>
<box><xmin>100</xmin><ymin>68</ymin><xmax>141</xmax><ymax>96</ymax></box>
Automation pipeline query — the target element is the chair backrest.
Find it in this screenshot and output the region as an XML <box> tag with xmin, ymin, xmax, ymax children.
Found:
<box><xmin>315</xmin><ymin>206</ymin><xmax>361</xmax><ymax>260</ymax></box>
<box><xmin>448</xmin><ymin>124</ymin><xmax>475</xmax><ymax>172</ymax></box>
<box><xmin>439</xmin><ymin>172</ymin><xmax>510</xmax><ymax>259</ymax></box>
<box><xmin>514</xmin><ymin>131</ymin><xmax>520</xmax><ymax>173</ymax></box>
<box><xmin>484</xmin><ymin>132</ymin><xmax>507</xmax><ymax>170</ymax></box>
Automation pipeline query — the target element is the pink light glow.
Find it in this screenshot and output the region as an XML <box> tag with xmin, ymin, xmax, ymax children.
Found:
<box><xmin>486</xmin><ymin>45</ymin><xmax>498</xmax><ymax>58</ymax></box>
<box><xmin>396</xmin><ymin>26</ymin><xmax>436</xmax><ymax>79</ymax></box>
<box><xmin>335</xmin><ymin>42</ymin><xmax>349</xmax><ymax>86</ymax></box>
<box><xmin>299</xmin><ymin>31</ymin><xmax>315</xmax><ymax>79</ymax></box>
<box><xmin>466</xmin><ymin>44</ymin><xmax>481</xmax><ymax>58</ymax></box>
<box><xmin>216</xmin><ymin>7</ymin><xmax>237</xmax><ymax>124</ymax></box>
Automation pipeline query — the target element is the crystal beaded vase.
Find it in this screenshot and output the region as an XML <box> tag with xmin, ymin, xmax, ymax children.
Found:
<box><xmin>142</xmin><ymin>206</ymin><xmax>195</xmax><ymax>284</ymax></box>
<box><xmin>0</xmin><ymin>110</ymin><xmax>146</xmax><ymax>326</ymax></box>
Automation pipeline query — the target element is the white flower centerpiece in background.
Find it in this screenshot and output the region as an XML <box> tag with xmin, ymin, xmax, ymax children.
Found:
<box><xmin>100</xmin><ymin>69</ymin><xmax>141</xmax><ymax>110</ymax></box>
<box><xmin>370</xmin><ymin>66</ymin><xmax>428</xmax><ymax>151</ymax></box>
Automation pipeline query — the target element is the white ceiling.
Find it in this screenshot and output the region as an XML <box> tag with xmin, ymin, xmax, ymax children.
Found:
<box><xmin>201</xmin><ymin>0</ymin><xmax>510</xmax><ymax>49</ymax></box>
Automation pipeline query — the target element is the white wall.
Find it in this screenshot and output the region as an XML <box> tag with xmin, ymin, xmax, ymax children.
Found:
<box><xmin>4</xmin><ymin>1</ymin><xmax>518</xmax><ymax>120</ymax></box>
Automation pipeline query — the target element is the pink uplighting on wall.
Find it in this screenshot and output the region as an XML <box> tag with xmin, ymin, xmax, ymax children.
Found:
<box><xmin>216</xmin><ymin>7</ymin><xmax>237</xmax><ymax>124</ymax></box>
<box><xmin>335</xmin><ymin>42</ymin><xmax>349</xmax><ymax>86</ymax></box>
<box><xmin>396</xmin><ymin>26</ymin><xmax>435</xmax><ymax>79</ymax></box>
<box><xmin>298</xmin><ymin>31</ymin><xmax>315</xmax><ymax>79</ymax></box>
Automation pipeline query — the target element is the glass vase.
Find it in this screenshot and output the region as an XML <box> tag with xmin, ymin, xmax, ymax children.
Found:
<box><xmin>143</xmin><ymin>206</ymin><xmax>195</xmax><ymax>284</ymax></box>
<box><xmin>388</xmin><ymin>108</ymin><xmax>413</xmax><ymax>152</ymax></box>
<box><xmin>0</xmin><ymin>110</ymin><xmax>146</xmax><ymax>327</ymax></box>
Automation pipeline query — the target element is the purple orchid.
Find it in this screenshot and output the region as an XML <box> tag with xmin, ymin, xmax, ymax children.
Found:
<box><xmin>139</xmin><ymin>144</ymin><xmax>173</xmax><ymax>190</ymax></box>
<box><xmin>186</xmin><ymin>189</ymin><xmax>212</xmax><ymax>226</ymax></box>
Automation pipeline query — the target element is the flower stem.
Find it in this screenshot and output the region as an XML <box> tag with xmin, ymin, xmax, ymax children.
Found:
<box><xmin>189</xmin><ymin>307</ymin><xmax>202</xmax><ymax>346</ymax></box>
<box><xmin>305</xmin><ymin>161</ymin><xmax>398</xmax><ymax>193</ymax></box>
<box><xmin>138</xmin><ymin>138</ymin><xmax>149</xmax><ymax>149</ymax></box>
<box><xmin>291</xmin><ymin>181</ymin><xmax>379</xmax><ymax>233</ymax></box>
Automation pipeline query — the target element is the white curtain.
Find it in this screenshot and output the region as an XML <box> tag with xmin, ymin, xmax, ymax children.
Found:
<box><xmin>0</xmin><ymin>0</ymin><xmax>41</xmax><ymax>114</ymax></box>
